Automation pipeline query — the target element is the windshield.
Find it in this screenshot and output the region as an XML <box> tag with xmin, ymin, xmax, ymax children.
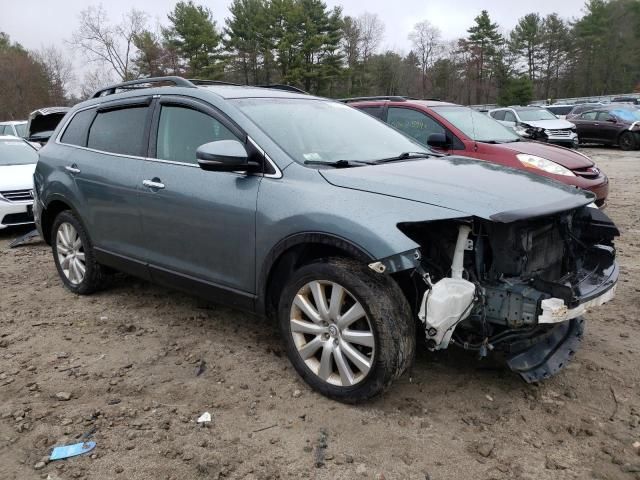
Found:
<box><xmin>0</xmin><ymin>139</ymin><xmax>38</xmax><ymax>165</ymax></box>
<box><xmin>612</xmin><ymin>109</ymin><xmax>640</xmax><ymax>122</ymax></box>
<box><xmin>431</xmin><ymin>106</ymin><xmax>519</xmax><ymax>142</ymax></box>
<box><xmin>517</xmin><ymin>109</ymin><xmax>558</xmax><ymax>121</ymax></box>
<box><xmin>232</xmin><ymin>98</ymin><xmax>429</xmax><ymax>164</ymax></box>
<box><xmin>14</xmin><ymin>123</ymin><xmax>27</xmax><ymax>137</ymax></box>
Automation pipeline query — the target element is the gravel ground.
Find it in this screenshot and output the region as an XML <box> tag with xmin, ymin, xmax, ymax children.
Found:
<box><xmin>1</xmin><ymin>147</ymin><xmax>639</xmax><ymax>480</ymax></box>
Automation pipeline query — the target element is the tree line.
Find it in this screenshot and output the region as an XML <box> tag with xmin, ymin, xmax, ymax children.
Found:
<box><xmin>1</xmin><ymin>0</ymin><xmax>639</xmax><ymax>120</ymax></box>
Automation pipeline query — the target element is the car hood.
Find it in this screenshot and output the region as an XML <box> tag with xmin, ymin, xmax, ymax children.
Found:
<box><xmin>521</xmin><ymin>119</ymin><xmax>575</xmax><ymax>130</ymax></box>
<box><xmin>497</xmin><ymin>141</ymin><xmax>594</xmax><ymax>169</ymax></box>
<box><xmin>0</xmin><ymin>163</ymin><xmax>37</xmax><ymax>191</ymax></box>
<box><xmin>320</xmin><ymin>156</ymin><xmax>593</xmax><ymax>222</ymax></box>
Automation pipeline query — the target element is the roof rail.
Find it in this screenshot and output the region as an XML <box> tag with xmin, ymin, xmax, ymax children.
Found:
<box><xmin>92</xmin><ymin>76</ymin><xmax>194</xmax><ymax>98</ymax></box>
<box><xmin>91</xmin><ymin>76</ymin><xmax>310</xmax><ymax>98</ymax></box>
<box><xmin>339</xmin><ymin>96</ymin><xmax>409</xmax><ymax>103</ymax></box>
<box><xmin>188</xmin><ymin>79</ymin><xmax>240</xmax><ymax>87</ymax></box>
<box><xmin>256</xmin><ymin>84</ymin><xmax>309</xmax><ymax>94</ymax></box>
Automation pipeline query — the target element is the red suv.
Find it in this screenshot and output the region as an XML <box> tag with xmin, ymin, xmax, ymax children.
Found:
<box><xmin>345</xmin><ymin>97</ymin><xmax>609</xmax><ymax>206</ymax></box>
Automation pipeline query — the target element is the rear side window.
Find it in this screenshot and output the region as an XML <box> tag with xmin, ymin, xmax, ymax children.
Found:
<box><xmin>580</xmin><ymin>112</ymin><xmax>598</xmax><ymax>120</ymax></box>
<box><xmin>156</xmin><ymin>106</ymin><xmax>237</xmax><ymax>164</ymax></box>
<box><xmin>61</xmin><ymin>109</ymin><xmax>96</xmax><ymax>147</ymax></box>
<box><xmin>491</xmin><ymin>111</ymin><xmax>505</xmax><ymax>120</ymax></box>
<box><xmin>87</xmin><ymin>106</ymin><xmax>148</xmax><ymax>156</ymax></box>
<box><xmin>387</xmin><ymin>107</ymin><xmax>444</xmax><ymax>145</ymax></box>
<box><xmin>358</xmin><ymin>106</ymin><xmax>385</xmax><ymax>120</ymax></box>
<box><xmin>503</xmin><ymin>111</ymin><xmax>517</xmax><ymax>122</ymax></box>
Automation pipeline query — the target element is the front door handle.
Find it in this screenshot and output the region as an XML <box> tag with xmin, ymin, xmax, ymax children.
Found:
<box><xmin>65</xmin><ymin>164</ymin><xmax>81</xmax><ymax>174</ymax></box>
<box><xmin>142</xmin><ymin>179</ymin><xmax>165</xmax><ymax>190</ymax></box>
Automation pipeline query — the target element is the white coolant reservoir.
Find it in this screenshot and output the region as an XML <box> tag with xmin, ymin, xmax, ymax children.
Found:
<box><xmin>419</xmin><ymin>278</ymin><xmax>476</xmax><ymax>350</ymax></box>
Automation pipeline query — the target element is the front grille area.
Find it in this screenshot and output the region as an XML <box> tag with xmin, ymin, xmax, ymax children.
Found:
<box><xmin>0</xmin><ymin>189</ymin><xmax>33</xmax><ymax>202</ymax></box>
<box><xmin>1</xmin><ymin>211</ymin><xmax>34</xmax><ymax>225</ymax></box>
<box><xmin>546</xmin><ymin>129</ymin><xmax>573</xmax><ymax>137</ymax></box>
<box><xmin>573</xmin><ymin>166</ymin><xmax>601</xmax><ymax>179</ymax></box>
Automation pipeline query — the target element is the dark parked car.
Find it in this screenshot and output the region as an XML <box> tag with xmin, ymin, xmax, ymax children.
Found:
<box><xmin>570</xmin><ymin>106</ymin><xmax>640</xmax><ymax>150</ymax></box>
<box><xmin>345</xmin><ymin>97</ymin><xmax>608</xmax><ymax>206</ymax></box>
<box><xmin>34</xmin><ymin>77</ymin><xmax>618</xmax><ymax>402</ymax></box>
<box><xmin>610</xmin><ymin>96</ymin><xmax>639</xmax><ymax>105</ymax></box>
<box><xmin>566</xmin><ymin>103</ymin><xmax>604</xmax><ymax>120</ymax></box>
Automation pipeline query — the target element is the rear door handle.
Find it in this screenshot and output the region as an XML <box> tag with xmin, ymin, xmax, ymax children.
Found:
<box><xmin>142</xmin><ymin>179</ymin><xmax>165</xmax><ymax>190</ymax></box>
<box><xmin>65</xmin><ymin>164</ymin><xmax>81</xmax><ymax>174</ymax></box>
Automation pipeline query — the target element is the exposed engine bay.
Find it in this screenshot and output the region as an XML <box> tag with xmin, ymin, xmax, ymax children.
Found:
<box><xmin>392</xmin><ymin>204</ymin><xmax>619</xmax><ymax>382</ymax></box>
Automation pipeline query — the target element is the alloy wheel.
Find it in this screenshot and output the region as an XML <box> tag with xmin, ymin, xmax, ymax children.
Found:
<box><xmin>56</xmin><ymin>222</ymin><xmax>86</xmax><ymax>285</ymax></box>
<box><xmin>289</xmin><ymin>280</ymin><xmax>375</xmax><ymax>387</ymax></box>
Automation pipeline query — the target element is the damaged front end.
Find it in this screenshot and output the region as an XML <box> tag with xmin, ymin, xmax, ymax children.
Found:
<box><xmin>390</xmin><ymin>205</ymin><xmax>619</xmax><ymax>382</ymax></box>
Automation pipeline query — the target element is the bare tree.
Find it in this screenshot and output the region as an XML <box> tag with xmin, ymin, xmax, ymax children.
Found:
<box><xmin>357</xmin><ymin>12</ymin><xmax>385</xmax><ymax>62</ymax></box>
<box><xmin>80</xmin><ymin>67</ymin><xmax>116</xmax><ymax>99</ymax></box>
<box><xmin>35</xmin><ymin>46</ymin><xmax>75</xmax><ymax>104</ymax></box>
<box><xmin>409</xmin><ymin>20</ymin><xmax>442</xmax><ymax>98</ymax></box>
<box><xmin>70</xmin><ymin>5</ymin><xmax>147</xmax><ymax>80</ymax></box>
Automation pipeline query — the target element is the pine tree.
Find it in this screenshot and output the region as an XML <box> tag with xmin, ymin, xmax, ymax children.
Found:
<box><xmin>163</xmin><ymin>1</ymin><xmax>221</xmax><ymax>78</ymax></box>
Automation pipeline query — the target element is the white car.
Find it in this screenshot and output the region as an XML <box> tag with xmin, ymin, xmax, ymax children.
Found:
<box><xmin>0</xmin><ymin>136</ymin><xmax>38</xmax><ymax>229</ymax></box>
<box><xmin>0</xmin><ymin>121</ymin><xmax>27</xmax><ymax>138</ymax></box>
<box><xmin>488</xmin><ymin>106</ymin><xmax>579</xmax><ymax>148</ymax></box>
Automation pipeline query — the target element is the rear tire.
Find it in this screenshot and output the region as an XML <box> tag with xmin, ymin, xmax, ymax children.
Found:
<box><xmin>51</xmin><ymin>210</ymin><xmax>105</xmax><ymax>295</ymax></box>
<box><xmin>278</xmin><ymin>257</ymin><xmax>415</xmax><ymax>403</ymax></box>
<box><xmin>619</xmin><ymin>131</ymin><xmax>637</xmax><ymax>151</ymax></box>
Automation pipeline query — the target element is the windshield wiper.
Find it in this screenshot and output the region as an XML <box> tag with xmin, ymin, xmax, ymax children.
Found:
<box><xmin>303</xmin><ymin>159</ymin><xmax>373</xmax><ymax>168</ymax></box>
<box><xmin>479</xmin><ymin>139</ymin><xmax>521</xmax><ymax>144</ymax></box>
<box><xmin>373</xmin><ymin>152</ymin><xmax>433</xmax><ymax>164</ymax></box>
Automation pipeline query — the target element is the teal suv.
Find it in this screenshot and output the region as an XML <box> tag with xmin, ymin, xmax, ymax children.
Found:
<box><xmin>34</xmin><ymin>77</ymin><xmax>619</xmax><ymax>402</ymax></box>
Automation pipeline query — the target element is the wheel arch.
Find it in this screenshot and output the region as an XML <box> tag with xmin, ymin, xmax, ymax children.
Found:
<box><xmin>40</xmin><ymin>194</ymin><xmax>81</xmax><ymax>245</ymax></box>
<box><xmin>617</xmin><ymin>129</ymin><xmax>637</xmax><ymax>149</ymax></box>
<box><xmin>257</xmin><ymin>232</ymin><xmax>375</xmax><ymax>317</ymax></box>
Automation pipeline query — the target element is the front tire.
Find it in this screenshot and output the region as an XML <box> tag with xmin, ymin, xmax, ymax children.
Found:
<box><xmin>51</xmin><ymin>210</ymin><xmax>105</xmax><ymax>295</ymax></box>
<box><xmin>619</xmin><ymin>131</ymin><xmax>637</xmax><ymax>151</ymax></box>
<box><xmin>278</xmin><ymin>258</ymin><xmax>415</xmax><ymax>403</ymax></box>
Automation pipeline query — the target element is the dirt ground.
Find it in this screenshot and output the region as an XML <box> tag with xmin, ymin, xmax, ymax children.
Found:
<box><xmin>1</xmin><ymin>147</ymin><xmax>639</xmax><ymax>480</ymax></box>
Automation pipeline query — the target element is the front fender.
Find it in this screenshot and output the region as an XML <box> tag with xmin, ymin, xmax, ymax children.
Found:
<box><xmin>255</xmin><ymin>167</ymin><xmax>467</xmax><ymax>282</ymax></box>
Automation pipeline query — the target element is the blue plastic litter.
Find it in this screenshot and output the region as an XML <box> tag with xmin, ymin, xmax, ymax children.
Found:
<box><xmin>49</xmin><ymin>441</ymin><xmax>96</xmax><ymax>461</ymax></box>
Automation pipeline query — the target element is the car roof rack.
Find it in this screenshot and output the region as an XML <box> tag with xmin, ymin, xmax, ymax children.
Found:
<box><xmin>339</xmin><ymin>96</ymin><xmax>442</xmax><ymax>103</ymax></box>
<box><xmin>339</xmin><ymin>96</ymin><xmax>409</xmax><ymax>103</ymax></box>
<box><xmin>92</xmin><ymin>76</ymin><xmax>309</xmax><ymax>98</ymax></box>
<box><xmin>256</xmin><ymin>84</ymin><xmax>309</xmax><ymax>94</ymax></box>
<box><xmin>188</xmin><ymin>79</ymin><xmax>240</xmax><ymax>87</ymax></box>
<box><xmin>92</xmin><ymin>76</ymin><xmax>195</xmax><ymax>98</ymax></box>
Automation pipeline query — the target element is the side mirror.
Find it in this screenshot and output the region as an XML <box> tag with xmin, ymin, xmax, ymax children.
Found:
<box><xmin>427</xmin><ymin>132</ymin><xmax>449</xmax><ymax>149</ymax></box>
<box><xmin>606</xmin><ymin>117</ymin><xmax>617</xmax><ymax>123</ymax></box>
<box><xmin>196</xmin><ymin>140</ymin><xmax>250</xmax><ymax>172</ymax></box>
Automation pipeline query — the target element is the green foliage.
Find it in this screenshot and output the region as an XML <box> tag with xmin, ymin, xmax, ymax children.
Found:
<box><xmin>163</xmin><ymin>1</ymin><xmax>221</xmax><ymax>77</ymax></box>
<box><xmin>498</xmin><ymin>76</ymin><xmax>533</xmax><ymax>106</ymax></box>
<box><xmin>509</xmin><ymin>13</ymin><xmax>543</xmax><ymax>81</ymax></box>
<box><xmin>461</xmin><ymin>10</ymin><xmax>504</xmax><ymax>103</ymax></box>
<box><xmin>133</xmin><ymin>30</ymin><xmax>166</xmax><ymax>77</ymax></box>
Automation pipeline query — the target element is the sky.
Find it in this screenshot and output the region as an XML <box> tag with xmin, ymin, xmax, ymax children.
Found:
<box><xmin>1</xmin><ymin>0</ymin><xmax>589</xmax><ymax>87</ymax></box>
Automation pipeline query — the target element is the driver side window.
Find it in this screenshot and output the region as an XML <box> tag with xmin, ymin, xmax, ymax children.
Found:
<box><xmin>387</xmin><ymin>107</ymin><xmax>445</xmax><ymax>145</ymax></box>
<box><xmin>156</xmin><ymin>106</ymin><xmax>237</xmax><ymax>164</ymax></box>
<box><xmin>597</xmin><ymin>112</ymin><xmax>614</xmax><ymax>121</ymax></box>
